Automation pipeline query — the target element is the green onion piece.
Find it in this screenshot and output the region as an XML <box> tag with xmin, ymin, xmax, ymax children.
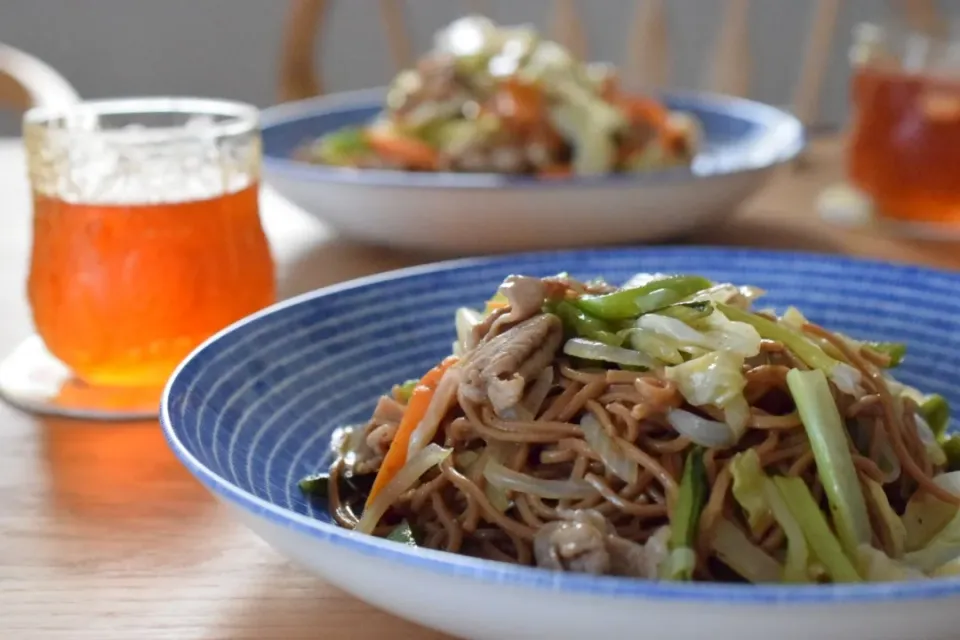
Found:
<box><xmin>574</xmin><ymin>275</ymin><xmax>713</xmax><ymax>321</ymax></box>
<box><xmin>774</xmin><ymin>476</ymin><xmax>862</xmax><ymax>583</ymax></box>
<box><xmin>316</xmin><ymin>126</ymin><xmax>370</xmax><ymax>165</ymax></box>
<box><xmin>298</xmin><ymin>473</ymin><xmax>330</xmax><ymax>496</ymax></box>
<box><xmin>786</xmin><ymin>369</ymin><xmax>872</xmax><ymax>560</ymax></box>
<box><xmin>298</xmin><ymin>471</ymin><xmax>375</xmax><ymax>501</ymax></box>
<box><xmin>865</xmin><ymin>341</ymin><xmax>907</xmax><ymax>367</ymax></box>
<box><xmin>921</xmin><ymin>394</ymin><xmax>951</xmax><ymax>440</ymax></box>
<box><xmin>942</xmin><ymin>436</ymin><xmax>960</xmax><ymax>472</ymax></box>
<box><xmin>552</xmin><ymin>301</ymin><xmax>621</xmax><ymax>346</ymax></box>
<box><xmin>385</xmin><ymin>520</ymin><xmax>420</xmax><ymax>547</ymax></box>
<box><xmin>664</xmin><ymin>447</ymin><xmax>707</xmax><ymax>580</ymax></box>
<box><xmin>718</xmin><ymin>304</ymin><xmax>837</xmax><ymax>372</ymax></box>
<box><xmin>395</xmin><ymin>379</ymin><xmax>419</xmax><ymax>403</ymax></box>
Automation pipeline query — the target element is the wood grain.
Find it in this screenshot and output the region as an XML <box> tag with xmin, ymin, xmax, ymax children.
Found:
<box><xmin>707</xmin><ymin>0</ymin><xmax>752</xmax><ymax>97</ymax></box>
<box><xmin>1</xmin><ymin>137</ymin><xmax>959</xmax><ymax>640</ymax></box>
<box><xmin>623</xmin><ymin>0</ymin><xmax>671</xmax><ymax>92</ymax></box>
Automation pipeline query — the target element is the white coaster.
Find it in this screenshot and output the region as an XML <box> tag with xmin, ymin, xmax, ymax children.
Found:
<box><xmin>0</xmin><ymin>336</ymin><xmax>160</xmax><ymax>420</ymax></box>
<box><xmin>818</xmin><ymin>183</ymin><xmax>960</xmax><ymax>241</ymax></box>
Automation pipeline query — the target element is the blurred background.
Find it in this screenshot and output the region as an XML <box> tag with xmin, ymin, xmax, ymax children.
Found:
<box><xmin>0</xmin><ymin>0</ymin><xmax>924</xmax><ymax>135</ymax></box>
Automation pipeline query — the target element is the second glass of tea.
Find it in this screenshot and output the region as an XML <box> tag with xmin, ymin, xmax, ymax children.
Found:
<box><xmin>5</xmin><ymin>98</ymin><xmax>276</xmax><ymax>418</ymax></box>
<box><xmin>848</xmin><ymin>23</ymin><xmax>960</xmax><ymax>227</ymax></box>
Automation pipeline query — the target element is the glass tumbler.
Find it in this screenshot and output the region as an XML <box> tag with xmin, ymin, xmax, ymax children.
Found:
<box><xmin>1</xmin><ymin>98</ymin><xmax>276</xmax><ymax>419</ymax></box>
<box><xmin>847</xmin><ymin>22</ymin><xmax>960</xmax><ymax>227</ymax></box>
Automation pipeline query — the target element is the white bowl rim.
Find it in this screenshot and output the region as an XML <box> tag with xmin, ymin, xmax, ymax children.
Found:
<box><xmin>160</xmin><ymin>246</ymin><xmax>960</xmax><ymax>606</ymax></box>
<box><xmin>259</xmin><ymin>87</ymin><xmax>805</xmax><ymax>190</ymax></box>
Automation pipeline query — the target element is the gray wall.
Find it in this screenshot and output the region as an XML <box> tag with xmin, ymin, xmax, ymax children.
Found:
<box><xmin>0</xmin><ymin>0</ymin><xmax>905</xmax><ymax>136</ymax></box>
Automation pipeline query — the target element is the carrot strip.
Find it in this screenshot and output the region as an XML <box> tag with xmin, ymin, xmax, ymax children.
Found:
<box><xmin>365</xmin><ymin>356</ymin><xmax>459</xmax><ymax>507</ymax></box>
<box><xmin>494</xmin><ymin>78</ymin><xmax>545</xmax><ymax>130</ymax></box>
<box><xmin>365</xmin><ymin>129</ymin><xmax>440</xmax><ymax>170</ymax></box>
<box><xmin>617</xmin><ymin>95</ymin><xmax>670</xmax><ymax>129</ymax></box>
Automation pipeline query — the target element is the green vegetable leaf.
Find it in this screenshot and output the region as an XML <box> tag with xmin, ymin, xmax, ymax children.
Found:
<box><xmin>574</xmin><ymin>275</ymin><xmax>713</xmax><ymax>321</ymax></box>
<box><xmin>298</xmin><ymin>473</ymin><xmax>330</xmax><ymax>496</ymax></box>
<box><xmin>764</xmin><ymin>477</ymin><xmax>810</xmax><ymax>583</ymax></box>
<box><xmin>903</xmin><ymin>472</ymin><xmax>960</xmax><ymax>552</ymax></box>
<box><xmin>787</xmin><ymin>369</ymin><xmax>872</xmax><ymax>560</ymax></box>
<box><xmin>730</xmin><ymin>450</ymin><xmax>774</xmax><ymax>537</ymax></box>
<box><xmin>663</xmin><ymin>447</ymin><xmax>707</xmax><ymax>581</ymax></box>
<box><xmin>298</xmin><ymin>471</ymin><xmax>376</xmax><ymax>501</ymax></box>
<box><xmin>861</xmin><ymin>476</ymin><xmax>906</xmax><ymax>558</ymax></box>
<box><xmin>711</xmin><ymin>518</ymin><xmax>784</xmax><ymax>584</ymax></box>
<box><xmin>729</xmin><ymin>451</ymin><xmax>809</xmax><ymax>583</ymax></box>
<box><xmin>656</xmin><ymin>301</ymin><xmax>714</xmax><ymax>325</ymax></box>
<box><xmin>386</xmin><ymin>520</ymin><xmax>421</xmax><ymax>547</ymax></box>
<box><xmin>857</xmin><ymin>545</ymin><xmax>925</xmax><ymax>581</ymax></box>
<box><xmin>921</xmin><ymin>394</ymin><xmax>951</xmax><ymax>440</ymax></box>
<box><xmin>943</xmin><ymin>436</ymin><xmax>960</xmax><ymax>472</ymax></box>
<box><xmin>395</xmin><ymin>379</ymin><xmax>419</xmax><ymax>403</ymax></box>
<box><xmin>552</xmin><ymin>300</ymin><xmax>621</xmax><ymax>346</ymax></box>
<box><xmin>718</xmin><ymin>304</ymin><xmax>837</xmax><ymax>372</ymax></box>
<box><xmin>866</xmin><ymin>342</ymin><xmax>907</xmax><ymax>367</ymax></box>
<box><xmin>774</xmin><ymin>476</ymin><xmax>862</xmax><ymax>583</ymax></box>
<box><xmin>666</xmin><ymin>350</ymin><xmax>751</xmax><ymax>435</ymax></box>
<box><xmin>316</xmin><ymin>127</ymin><xmax>370</xmax><ymax>165</ymax></box>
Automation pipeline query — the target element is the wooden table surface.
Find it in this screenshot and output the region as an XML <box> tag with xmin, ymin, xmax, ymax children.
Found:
<box><xmin>1</xmin><ymin>137</ymin><xmax>958</xmax><ymax>640</ymax></box>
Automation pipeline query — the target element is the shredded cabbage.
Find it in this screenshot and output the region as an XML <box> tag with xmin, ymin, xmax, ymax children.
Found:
<box><xmin>730</xmin><ymin>450</ymin><xmax>773</xmax><ymax>537</ymax></box>
<box><xmin>484</xmin><ymin>459</ymin><xmax>595</xmax><ymax>500</ymax></box>
<box><xmin>857</xmin><ymin>545</ymin><xmax>926</xmax><ymax>582</ymax></box>
<box><xmin>700</xmin><ymin>310</ymin><xmax>763</xmax><ymax>357</ymax></box>
<box><xmin>903</xmin><ymin>472</ymin><xmax>960</xmax><ymax>551</ymax></box>
<box><xmin>686</xmin><ymin>283</ymin><xmax>765</xmax><ymax>309</ymax></box>
<box><xmin>357</xmin><ymin>445</ymin><xmax>453</xmax><ymax>534</ymax></box>
<box><xmin>914</xmin><ymin>413</ymin><xmax>948</xmax><ymax>467</ymax></box>
<box><xmin>861</xmin><ymin>476</ymin><xmax>906</xmax><ymax>558</ymax></box>
<box><xmin>580</xmin><ymin>413</ymin><xmax>639</xmax><ymax>484</ymax></box>
<box><xmin>666</xmin><ymin>351</ymin><xmax>751</xmax><ymax>438</ymax></box>
<box><xmin>624</xmin><ymin>330</ymin><xmax>685</xmax><ymax>365</ymax></box>
<box><xmin>666</xmin><ymin>409</ymin><xmax>740</xmax><ymax>448</ymax></box>
<box><xmin>633</xmin><ymin>311</ymin><xmax>761</xmax><ymax>359</ymax></box>
<box><xmin>728</xmin><ymin>451</ymin><xmax>808</xmax><ymax>582</ymax></box>
<box><xmin>563</xmin><ymin>338</ymin><xmax>657</xmax><ymax>369</ymax></box>
<box><xmin>711</xmin><ymin>518</ymin><xmax>784</xmax><ymax>583</ymax></box>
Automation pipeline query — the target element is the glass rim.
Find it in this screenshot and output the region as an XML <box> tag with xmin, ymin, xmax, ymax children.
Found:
<box><xmin>23</xmin><ymin>96</ymin><xmax>260</xmax><ymax>142</ymax></box>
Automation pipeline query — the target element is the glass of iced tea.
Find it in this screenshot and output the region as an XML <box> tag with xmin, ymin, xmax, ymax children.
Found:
<box><xmin>847</xmin><ymin>22</ymin><xmax>960</xmax><ymax>227</ymax></box>
<box><xmin>2</xmin><ymin>98</ymin><xmax>275</xmax><ymax>419</ymax></box>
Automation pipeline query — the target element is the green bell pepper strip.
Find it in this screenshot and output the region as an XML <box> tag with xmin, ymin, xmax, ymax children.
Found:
<box><xmin>573</xmin><ymin>275</ymin><xmax>713</xmax><ymax>321</ymax></box>
<box><xmin>551</xmin><ymin>300</ymin><xmax>622</xmax><ymax>346</ymax></box>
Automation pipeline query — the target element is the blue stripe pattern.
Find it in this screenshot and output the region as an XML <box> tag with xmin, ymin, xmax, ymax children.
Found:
<box><xmin>161</xmin><ymin>247</ymin><xmax>960</xmax><ymax>604</ymax></box>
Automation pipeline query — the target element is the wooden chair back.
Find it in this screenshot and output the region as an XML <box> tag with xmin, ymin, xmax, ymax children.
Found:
<box><xmin>0</xmin><ymin>43</ymin><xmax>78</xmax><ymax>112</ymax></box>
<box><xmin>280</xmin><ymin>0</ymin><xmax>947</xmax><ymax>128</ymax></box>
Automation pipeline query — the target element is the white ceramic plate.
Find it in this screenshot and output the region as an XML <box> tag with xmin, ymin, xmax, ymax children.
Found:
<box><xmin>260</xmin><ymin>89</ymin><xmax>804</xmax><ymax>253</ymax></box>
<box><xmin>162</xmin><ymin>247</ymin><xmax>960</xmax><ymax>640</ymax></box>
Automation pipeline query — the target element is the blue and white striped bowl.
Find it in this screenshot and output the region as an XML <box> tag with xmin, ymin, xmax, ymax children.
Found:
<box><xmin>260</xmin><ymin>89</ymin><xmax>804</xmax><ymax>253</ymax></box>
<box><xmin>161</xmin><ymin>247</ymin><xmax>960</xmax><ymax>640</ymax></box>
